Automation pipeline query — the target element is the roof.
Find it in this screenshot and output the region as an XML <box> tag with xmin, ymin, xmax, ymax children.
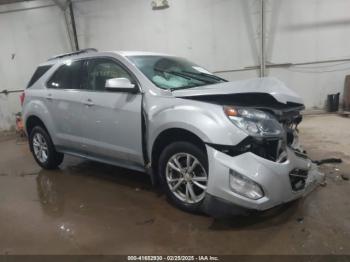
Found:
<box><xmin>114</xmin><ymin>51</ymin><xmax>175</xmax><ymax>57</ymax></box>
<box><xmin>40</xmin><ymin>50</ymin><xmax>175</xmax><ymax>66</ymax></box>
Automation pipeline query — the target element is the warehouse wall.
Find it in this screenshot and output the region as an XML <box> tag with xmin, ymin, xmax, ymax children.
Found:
<box><xmin>267</xmin><ymin>0</ymin><xmax>350</xmax><ymax>108</ymax></box>
<box><xmin>74</xmin><ymin>0</ymin><xmax>350</xmax><ymax>109</ymax></box>
<box><xmin>74</xmin><ymin>0</ymin><xmax>260</xmax><ymax>79</ymax></box>
<box><xmin>1</xmin><ymin>0</ymin><xmax>350</xmax><ymax>130</ymax></box>
<box><xmin>0</xmin><ymin>0</ymin><xmax>70</xmax><ymax>130</ymax></box>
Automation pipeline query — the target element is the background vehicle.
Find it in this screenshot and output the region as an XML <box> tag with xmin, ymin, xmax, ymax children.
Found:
<box><xmin>22</xmin><ymin>49</ymin><xmax>323</xmax><ymax>216</ymax></box>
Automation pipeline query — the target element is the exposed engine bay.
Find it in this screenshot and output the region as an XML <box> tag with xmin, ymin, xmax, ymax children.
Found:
<box><xmin>183</xmin><ymin>92</ymin><xmax>305</xmax><ymax>163</ymax></box>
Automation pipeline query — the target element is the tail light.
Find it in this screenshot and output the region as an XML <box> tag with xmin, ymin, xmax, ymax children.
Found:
<box><xmin>20</xmin><ymin>92</ymin><xmax>25</xmax><ymax>106</ymax></box>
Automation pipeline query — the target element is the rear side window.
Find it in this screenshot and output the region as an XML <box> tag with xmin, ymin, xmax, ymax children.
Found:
<box><xmin>27</xmin><ymin>65</ymin><xmax>52</xmax><ymax>88</ymax></box>
<box><xmin>47</xmin><ymin>60</ymin><xmax>83</xmax><ymax>89</ymax></box>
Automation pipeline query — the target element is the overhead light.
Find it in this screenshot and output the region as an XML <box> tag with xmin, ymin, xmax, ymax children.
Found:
<box><xmin>151</xmin><ymin>0</ymin><xmax>169</xmax><ymax>10</ymax></box>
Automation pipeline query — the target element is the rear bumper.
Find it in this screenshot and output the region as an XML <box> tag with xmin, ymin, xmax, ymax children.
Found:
<box><xmin>205</xmin><ymin>145</ymin><xmax>324</xmax><ymax>215</ymax></box>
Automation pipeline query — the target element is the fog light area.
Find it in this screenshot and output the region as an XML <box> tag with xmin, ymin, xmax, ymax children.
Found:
<box><xmin>229</xmin><ymin>170</ymin><xmax>264</xmax><ymax>200</ymax></box>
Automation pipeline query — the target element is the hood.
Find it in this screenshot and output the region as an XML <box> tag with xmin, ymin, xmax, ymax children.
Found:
<box><xmin>172</xmin><ymin>77</ymin><xmax>303</xmax><ymax>105</ymax></box>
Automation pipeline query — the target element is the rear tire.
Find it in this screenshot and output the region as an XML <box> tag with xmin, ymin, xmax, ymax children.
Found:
<box><xmin>158</xmin><ymin>141</ymin><xmax>208</xmax><ymax>213</ymax></box>
<box><xmin>29</xmin><ymin>126</ymin><xmax>64</xmax><ymax>169</ymax></box>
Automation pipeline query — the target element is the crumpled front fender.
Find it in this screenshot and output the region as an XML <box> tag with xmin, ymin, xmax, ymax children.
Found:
<box><xmin>144</xmin><ymin>95</ymin><xmax>248</xmax><ymax>159</ymax></box>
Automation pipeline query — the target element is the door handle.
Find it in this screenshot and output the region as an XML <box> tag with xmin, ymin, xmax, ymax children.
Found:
<box><xmin>84</xmin><ymin>98</ymin><xmax>94</xmax><ymax>107</ymax></box>
<box><xmin>46</xmin><ymin>94</ymin><xmax>53</xmax><ymax>101</ymax></box>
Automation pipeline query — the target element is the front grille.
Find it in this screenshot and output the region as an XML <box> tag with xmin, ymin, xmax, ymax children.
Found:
<box><xmin>211</xmin><ymin>136</ymin><xmax>287</xmax><ymax>162</ymax></box>
<box><xmin>289</xmin><ymin>168</ymin><xmax>308</xmax><ymax>191</ymax></box>
<box><xmin>250</xmin><ymin>138</ymin><xmax>287</xmax><ymax>162</ymax></box>
<box><xmin>286</xmin><ymin>129</ymin><xmax>294</xmax><ymax>145</ymax></box>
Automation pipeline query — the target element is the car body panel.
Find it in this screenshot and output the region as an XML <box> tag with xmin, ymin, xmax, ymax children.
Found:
<box><xmin>22</xmin><ymin>89</ymin><xmax>56</xmax><ymax>141</ymax></box>
<box><xmin>205</xmin><ymin>145</ymin><xmax>324</xmax><ymax>211</ymax></box>
<box><xmin>45</xmin><ymin>88</ymin><xmax>85</xmax><ymax>151</ymax></box>
<box><xmin>143</xmin><ymin>94</ymin><xmax>249</xmax><ymax>160</ymax></box>
<box><xmin>172</xmin><ymin>77</ymin><xmax>303</xmax><ymax>105</ymax></box>
<box><xmin>79</xmin><ymin>90</ymin><xmax>144</xmax><ymax>166</ymax></box>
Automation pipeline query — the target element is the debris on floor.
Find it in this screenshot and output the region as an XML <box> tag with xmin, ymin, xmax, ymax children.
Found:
<box><xmin>313</xmin><ymin>158</ymin><xmax>342</xmax><ymax>165</ymax></box>
<box><xmin>136</xmin><ymin>218</ymin><xmax>155</xmax><ymax>225</ymax></box>
<box><xmin>320</xmin><ymin>181</ymin><xmax>327</xmax><ymax>187</ymax></box>
<box><xmin>296</xmin><ymin>217</ymin><xmax>304</xmax><ymax>224</ymax></box>
<box><xmin>341</xmin><ymin>174</ymin><xmax>349</xmax><ymax>181</ymax></box>
<box><xmin>311</xmin><ymin>156</ymin><xmax>349</xmax><ymax>187</ymax></box>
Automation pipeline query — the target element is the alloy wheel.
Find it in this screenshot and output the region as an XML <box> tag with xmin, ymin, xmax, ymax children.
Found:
<box><xmin>165</xmin><ymin>152</ymin><xmax>208</xmax><ymax>204</ymax></box>
<box><xmin>32</xmin><ymin>133</ymin><xmax>49</xmax><ymax>163</ymax></box>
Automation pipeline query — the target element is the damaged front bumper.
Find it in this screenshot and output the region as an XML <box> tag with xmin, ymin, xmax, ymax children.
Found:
<box><xmin>203</xmin><ymin>145</ymin><xmax>324</xmax><ymax>217</ymax></box>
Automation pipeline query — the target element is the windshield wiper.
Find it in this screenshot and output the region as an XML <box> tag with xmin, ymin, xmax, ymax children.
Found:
<box><xmin>154</xmin><ymin>68</ymin><xmax>192</xmax><ymax>80</ymax></box>
<box><xmin>153</xmin><ymin>68</ymin><xmax>214</xmax><ymax>91</ymax></box>
<box><xmin>169</xmin><ymin>85</ymin><xmax>200</xmax><ymax>92</ymax></box>
<box><xmin>154</xmin><ymin>67</ymin><xmax>214</xmax><ymax>84</ymax></box>
<box><xmin>182</xmin><ymin>71</ymin><xmax>228</xmax><ymax>82</ymax></box>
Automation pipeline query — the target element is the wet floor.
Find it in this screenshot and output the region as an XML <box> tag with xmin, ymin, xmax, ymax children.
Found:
<box><xmin>0</xmin><ymin>115</ymin><xmax>349</xmax><ymax>254</ymax></box>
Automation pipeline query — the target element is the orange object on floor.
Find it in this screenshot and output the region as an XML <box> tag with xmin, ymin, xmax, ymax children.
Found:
<box><xmin>15</xmin><ymin>113</ymin><xmax>25</xmax><ymax>136</ymax></box>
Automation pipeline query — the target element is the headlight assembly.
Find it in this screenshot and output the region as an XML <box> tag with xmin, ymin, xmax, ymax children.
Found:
<box><xmin>224</xmin><ymin>106</ymin><xmax>283</xmax><ymax>137</ymax></box>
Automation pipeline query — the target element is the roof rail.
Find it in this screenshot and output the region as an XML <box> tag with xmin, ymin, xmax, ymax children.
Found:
<box><xmin>48</xmin><ymin>48</ymin><xmax>98</xmax><ymax>61</ymax></box>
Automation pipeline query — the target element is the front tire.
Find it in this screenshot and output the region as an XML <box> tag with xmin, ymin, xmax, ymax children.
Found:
<box><xmin>158</xmin><ymin>141</ymin><xmax>208</xmax><ymax>213</ymax></box>
<box><xmin>29</xmin><ymin>126</ymin><xmax>64</xmax><ymax>169</ymax></box>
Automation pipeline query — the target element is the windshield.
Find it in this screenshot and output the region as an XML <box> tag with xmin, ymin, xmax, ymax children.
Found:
<box><xmin>128</xmin><ymin>55</ymin><xmax>227</xmax><ymax>90</ymax></box>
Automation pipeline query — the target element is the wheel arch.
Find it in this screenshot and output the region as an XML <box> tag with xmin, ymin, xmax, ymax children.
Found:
<box><xmin>151</xmin><ymin>128</ymin><xmax>207</xmax><ymax>184</ymax></box>
<box><xmin>25</xmin><ymin>115</ymin><xmax>49</xmax><ymax>137</ymax></box>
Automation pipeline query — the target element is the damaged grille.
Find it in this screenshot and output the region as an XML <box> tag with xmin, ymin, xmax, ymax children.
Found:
<box><xmin>197</xmin><ymin>93</ymin><xmax>303</xmax><ymax>163</ymax></box>
<box><xmin>289</xmin><ymin>168</ymin><xmax>308</xmax><ymax>191</ymax></box>
<box><xmin>209</xmin><ymin>136</ymin><xmax>288</xmax><ymax>162</ymax></box>
<box><xmin>250</xmin><ymin>138</ymin><xmax>287</xmax><ymax>162</ymax></box>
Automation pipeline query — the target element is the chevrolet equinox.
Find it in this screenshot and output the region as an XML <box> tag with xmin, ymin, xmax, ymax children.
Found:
<box><xmin>22</xmin><ymin>49</ymin><xmax>324</xmax><ymax>216</ymax></box>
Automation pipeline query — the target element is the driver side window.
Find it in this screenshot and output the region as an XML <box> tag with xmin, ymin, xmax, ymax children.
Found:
<box><xmin>84</xmin><ymin>59</ymin><xmax>132</xmax><ymax>91</ymax></box>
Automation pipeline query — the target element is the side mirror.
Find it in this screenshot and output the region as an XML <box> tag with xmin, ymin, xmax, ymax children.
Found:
<box><xmin>105</xmin><ymin>78</ymin><xmax>137</xmax><ymax>92</ymax></box>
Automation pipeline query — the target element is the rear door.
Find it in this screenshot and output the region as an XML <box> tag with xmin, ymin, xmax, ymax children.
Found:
<box><xmin>45</xmin><ymin>60</ymin><xmax>85</xmax><ymax>151</ymax></box>
<box><xmin>79</xmin><ymin>58</ymin><xmax>144</xmax><ymax>167</ymax></box>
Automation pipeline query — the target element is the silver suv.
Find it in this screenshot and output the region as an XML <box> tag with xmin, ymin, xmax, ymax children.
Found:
<box><xmin>22</xmin><ymin>49</ymin><xmax>323</xmax><ymax>216</ymax></box>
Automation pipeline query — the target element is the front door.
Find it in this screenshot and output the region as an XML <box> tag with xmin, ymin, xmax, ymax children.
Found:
<box><xmin>79</xmin><ymin>58</ymin><xmax>144</xmax><ymax>168</ymax></box>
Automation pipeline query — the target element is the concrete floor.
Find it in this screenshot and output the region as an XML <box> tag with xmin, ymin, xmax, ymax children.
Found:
<box><xmin>0</xmin><ymin>115</ymin><xmax>349</xmax><ymax>255</ymax></box>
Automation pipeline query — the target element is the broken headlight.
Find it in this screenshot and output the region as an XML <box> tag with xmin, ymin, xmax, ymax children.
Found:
<box><xmin>224</xmin><ymin>106</ymin><xmax>283</xmax><ymax>137</ymax></box>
